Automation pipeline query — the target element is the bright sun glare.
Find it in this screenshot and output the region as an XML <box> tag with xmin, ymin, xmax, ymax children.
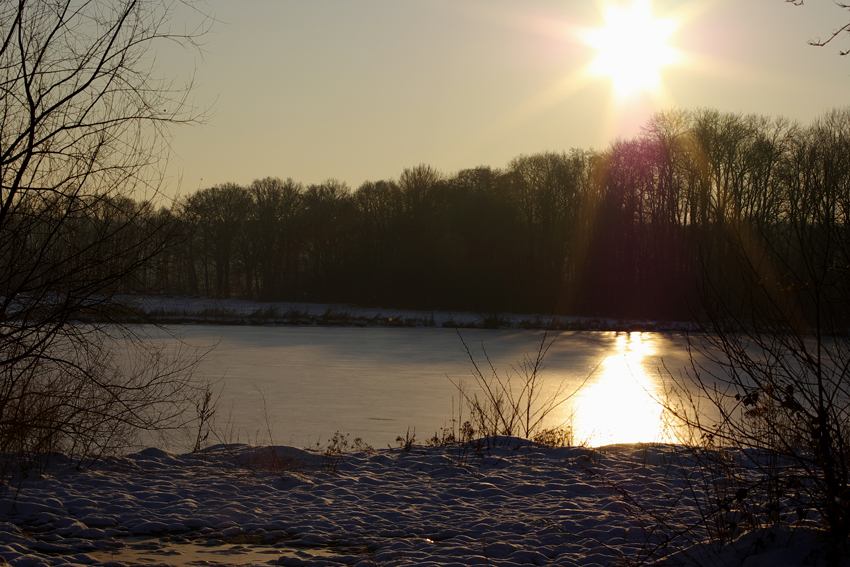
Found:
<box><xmin>573</xmin><ymin>333</ymin><xmax>673</xmax><ymax>446</ymax></box>
<box><xmin>585</xmin><ymin>0</ymin><xmax>678</xmax><ymax>97</ymax></box>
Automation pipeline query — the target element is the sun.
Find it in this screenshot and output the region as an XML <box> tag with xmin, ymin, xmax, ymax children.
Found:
<box><xmin>585</xmin><ymin>0</ymin><xmax>678</xmax><ymax>97</ymax></box>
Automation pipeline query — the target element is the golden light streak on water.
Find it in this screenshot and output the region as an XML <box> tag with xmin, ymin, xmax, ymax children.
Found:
<box><xmin>572</xmin><ymin>332</ymin><xmax>672</xmax><ymax>446</ymax></box>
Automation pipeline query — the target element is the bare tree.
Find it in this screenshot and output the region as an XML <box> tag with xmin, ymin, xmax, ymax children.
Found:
<box><xmin>787</xmin><ymin>0</ymin><xmax>850</xmax><ymax>55</ymax></box>
<box><xmin>248</xmin><ymin>177</ymin><xmax>303</xmax><ymax>300</ymax></box>
<box><xmin>182</xmin><ymin>183</ymin><xmax>252</xmax><ymax>298</ymax></box>
<box><xmin>662</xmin><ymin>109</ymin><xmax>850</xmax><ymax>565</ymax></box>
<box><xmin>0</xmin><ymin>0</ymin><xmax>209</xmax><ymax>477</ymax></box>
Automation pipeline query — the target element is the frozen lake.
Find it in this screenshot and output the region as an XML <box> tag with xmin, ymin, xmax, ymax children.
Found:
<box><xmin>150</xmin><ymin>326</ymin><xmax>701</xmax><ymax>449</ymax></box>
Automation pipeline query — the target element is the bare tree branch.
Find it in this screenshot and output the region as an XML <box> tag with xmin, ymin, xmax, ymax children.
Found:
<box><xmin>0</xmin><ymin>0</ymin><xmax>212</xmax><ymax>481</ymax></box>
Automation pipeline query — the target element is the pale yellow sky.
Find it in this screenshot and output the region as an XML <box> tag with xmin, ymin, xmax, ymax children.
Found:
<box><xmin>158</xmin><ymin>0</ymin><xmax>850</xmax><ymax>197</ymax></box>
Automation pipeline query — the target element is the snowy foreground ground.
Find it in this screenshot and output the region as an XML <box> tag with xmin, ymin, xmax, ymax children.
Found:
<box><xmin>0</xmin><ymin>439</ymin><xmax>840</xmax><ymax>567</ymax></box>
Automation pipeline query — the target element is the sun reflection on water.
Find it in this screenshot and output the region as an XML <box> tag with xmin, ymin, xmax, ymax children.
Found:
<box><xmin>572</xmin><ymin>332</ymin><xmax>672</xmax><ymax>446</ymax></box>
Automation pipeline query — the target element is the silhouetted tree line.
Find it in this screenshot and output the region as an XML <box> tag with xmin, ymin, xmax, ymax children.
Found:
<box><xmin>70</xmin><ymin>107</ymin><xmax>850</xmax><ymax>322</ymax></box>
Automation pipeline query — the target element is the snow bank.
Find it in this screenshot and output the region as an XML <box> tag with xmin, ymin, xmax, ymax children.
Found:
<box><xmin>0</xmin><ymin>441</ymin><xmax>839</xmax><ymax>567</ymax></box>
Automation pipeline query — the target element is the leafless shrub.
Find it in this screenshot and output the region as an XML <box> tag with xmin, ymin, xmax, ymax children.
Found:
<box><xmin>532</xmin><ymin>426</ymin><xmax>575</xmax><ymax>448</ymax></box>
<box><xmin>320</xmin><ymin>431</ymin><xmax>351</xmax><ymax>473</ymax></box>
<box><xmin>191</xmin><ymin>381</ymin><xmax>220</xmax><ymax>453</ymax></box>
<box><xmin>450</xmin><ymin>325</ymin><xmax>592</xmax><ymax>440</ymax></box>
<box><xmin>394</xmin><ymin>427</ymin><xmax>417</xmax><ymax>452</ymax></box>
<box><xmin>0</xmin><ymin>327</ymin><xmax>208</xmax><ymax>489</ymax></box>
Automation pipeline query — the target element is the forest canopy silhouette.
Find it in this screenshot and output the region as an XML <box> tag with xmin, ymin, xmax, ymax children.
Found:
<box><xmin>66</xmin><ymin>107</ymin><xmax>850</xmax><ymax>323</ymax></box>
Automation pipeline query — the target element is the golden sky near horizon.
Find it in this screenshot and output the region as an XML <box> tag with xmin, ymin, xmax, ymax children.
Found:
<box><xmin>158</xmin><ymin>0</ymin><xmax>850</xmax><ymax>197</ymax></box>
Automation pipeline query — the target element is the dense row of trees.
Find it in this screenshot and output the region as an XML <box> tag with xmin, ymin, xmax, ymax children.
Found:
<box><xmin>21</xmin><ymin>106</ymin><xmax>844</xmax><ymax>322</ymax></box>
<box><xmin>114</xmin><ymin>106</ymin><xmax>846</xmax><ymax>323</ymax></box>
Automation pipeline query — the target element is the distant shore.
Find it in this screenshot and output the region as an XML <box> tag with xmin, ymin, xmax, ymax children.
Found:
<box><xmin>119</xmin><ymin>295</ymin><xmax>694</xmax><ymax>333</ymax></box>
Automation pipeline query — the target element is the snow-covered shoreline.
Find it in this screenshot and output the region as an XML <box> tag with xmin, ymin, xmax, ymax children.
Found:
<box><xmin>121</xmin><ymin>296</ymin><xmax>694</xmax><ymax>333</ymax></box>
<box><xmin>0</xmin><ymin>440</ymin><xmax>837</xmax><ymax>567</ymax></box>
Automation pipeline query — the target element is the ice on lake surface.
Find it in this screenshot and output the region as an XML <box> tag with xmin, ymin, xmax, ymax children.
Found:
<box><xmin>141</xmin><ymin>326</ymin><xmax>701</xmax><ymax>450</ymax></box>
